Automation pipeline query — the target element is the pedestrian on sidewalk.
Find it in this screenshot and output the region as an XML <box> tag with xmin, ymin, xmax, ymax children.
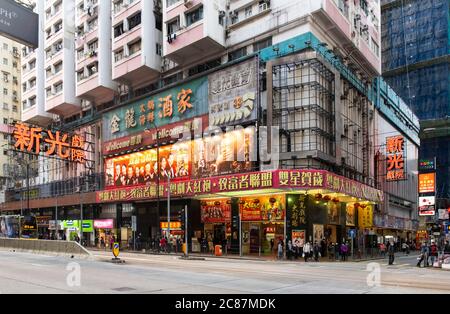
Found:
<box><xmin>277</xmin><ymin>239</ymin><xmax>283</xmax><ymax>260</ymax></box>
<box><xmin>444</xmin><ymin>241</ymin><xmax>450</xmax><ymax>255</ymax></box>
<box><xmin>379</xmin><ymin>242</ymin><xmax>386</xmax><ymax>258</ymax></box>
<box><xmin>334</xmin><ymin>242</ymin><xmax>340</xmax><ymax>261</ymax></box>
<box><xmin>328</xmin><ymin>242</ymin><xmax>335</xmax><ymax>260</ymax></box>
<box><xmin>340</xmin><ymin>242</ymin><xmax>348</xmax><ymax>261</ymax></box>
<box><xmin>430</xmin><ymin>240</ymin><xmax>438</xmax><ymax>267</ymax></box>
<box><xmin>416</xmin><ymin>241</ymin><xmax>428</xmax><ymax>267</ymax></box>
<box><xmin>388</xmin><ymin>240</ymin><xmax>395</xmax><ymax>265</ymax></box>
<box><xmin>313</xmin><ymin>241</ymin><xmax>320</xmax><ymax>262</ymax></box>
<box><xmin>303</xmin><ymin>241</ymin><xmax>311</xmax><ymax>262</ymax></box>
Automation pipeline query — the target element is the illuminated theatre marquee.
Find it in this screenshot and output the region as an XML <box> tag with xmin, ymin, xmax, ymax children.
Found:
<box><xmin>12</xmin><ymin>122</ymin><xmax>86</xmax><ymax>163</ymax></box>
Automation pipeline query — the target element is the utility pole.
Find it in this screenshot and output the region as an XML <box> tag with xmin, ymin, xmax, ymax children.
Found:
<box><xmin>167</xmin><ymin>174</ymin><xmax>171</xmax><ymax>239</ymax></box>
<box><xmin>26</xmin><ymin>162</ymin><xmax>30</xmax><ymax>216</ymax></box>
<box><xmin>185</xmin><ymin>204</ymin><xmax>188</xmax><ymax>256</ymax></box>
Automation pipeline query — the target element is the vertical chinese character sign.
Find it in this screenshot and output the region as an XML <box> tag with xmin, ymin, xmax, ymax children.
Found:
<box><xmin>386</xmin><ymin>136</ymin><xmax>406</xmax><ymax>181</ymax></box>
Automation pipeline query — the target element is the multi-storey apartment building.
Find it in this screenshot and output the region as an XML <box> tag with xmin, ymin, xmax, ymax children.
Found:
<box><xmin>2</xmin><ymin>0</ymin><xmax>420</xmax><ymax>254</ymax></box>
<box><xmin>0</xmin><ymin>36</ymin><xmax>22</xmax><ymax>199</ymax></box>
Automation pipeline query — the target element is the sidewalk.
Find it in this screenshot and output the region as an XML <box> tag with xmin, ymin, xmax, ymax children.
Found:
<box><xmin>88</xmin><ymin>247</ymin><xmax>407</xmax><ymax>263</ymax></box>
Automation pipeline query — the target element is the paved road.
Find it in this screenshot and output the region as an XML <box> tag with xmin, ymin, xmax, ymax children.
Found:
<box><xmin>0</xmin><ymin>249</ymin><xmax>448</xmax><ymax>294</ymax></box>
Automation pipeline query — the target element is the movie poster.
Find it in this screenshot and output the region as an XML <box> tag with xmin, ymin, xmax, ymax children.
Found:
<box><xmin>313</xmin><ymin>224</ymin><xmax>324</xmax><ymax>244</ymax></box>
<box><xmin>105</xmin><ymin>141</ymin><xmax>191</xmax><ymax>188</ymax></box>
<box><xmin>200</xmin><ymin>200</ymin><xmax>232</xmax><ymax>223</ymax></box>
<box><xmin>239</xmin><ymin>195</ymin><xmax>285</xmax><ymax>222</ymax></box>
<box><xmin>327</xmin><ymin>202</ymin><xmax>340</xmax><ymax>224</ymax></box>
<box><xmin>346</xmin><ymin>204</ymin><xmax>356</xmax><ymax>226</ymax></box>
<box><xmin>192</xmin><ymin>128</ymin><xmax>256</xmax><ymax>179</ymax></box>
<box><xmin>292</xmin><ymin>230</ymin><xmax>305</xmax><ymax>248</ymax></box>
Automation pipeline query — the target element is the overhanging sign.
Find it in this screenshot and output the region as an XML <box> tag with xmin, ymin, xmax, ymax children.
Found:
<box><xmin>0</xmin><ymin>0</ymin><xmax>38</xmax><ymax>47</ymax></box>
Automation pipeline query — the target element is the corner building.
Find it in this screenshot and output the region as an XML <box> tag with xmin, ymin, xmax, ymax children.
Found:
<box><xmin>1</xmin><ymin>0</ymin><xmax>419</xmax><ymax>256</ymax></box>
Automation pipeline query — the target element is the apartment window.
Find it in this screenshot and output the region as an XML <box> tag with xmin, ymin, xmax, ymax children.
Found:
<box><xmin>166</xmin><ymin>0</ymin><xmax>181</xmax><ymax>6</ymax></box>
<box><xmin>87</xmin><ymin>18</ymin><xmax>98</xmax><ymax>32</ymax></box>
<box><xmin>186</xmin><ymin>6</ymin><xmax>203</xmax><ymax>27</ymax></box>
<box><xmin>372</xmin><ymin>37</ymin><xmax>380</xmax><ymax>57</ymax></box>
<box><xmin>77</xmin><ymin>70</ymin><xmax>85</xmax><ymax>82</ymax></box>
<box><xmin>22</xmin><ymin>83</ymin><xmax>26</xmax><ymax>92</ymax></box>
<box><xmin>155</xmin><ymin>13</ymin><xmax>163</xmax><ymax>31</ymax></box>
<box><xmin>128</xmin><ymin>12</ymin><xmax>142</xmax><ymax>31</ymax></box>
<box><xmin>12</xmin><ymin>105</ymin><xmax>17</xmax><ymax>112</ymax></box>
<box><xmin>29</xmin><ymin>60</ymin><xmax>36</xmax><ymax>70</ymax></box>
<box><xmin>188</xmin><ymin>58</ymin><xmax>221</xmax><ymax>76</ymax></box>
<box><xmin>228</xmin><ymin>47</ymin><xmax>247</xmax><ymax>61</ymax></box>
<box><xmin>3</xmin><ymin>134</ymin><xmax>8</xmax><ymax>140</ymax></box>
<box><xmin>54</xmin><ymin>62</ymin><xmax>63</xmax><ymax>74</ymax></box>
<box><xmin>54</xmin><ymin>82</ymin><xmax>63</xmax><ymax>94</ymax></box>
<box><xmin>87</xmin><ymin>63</ymin><xmax>98</xmax><ymax>76</ymax></box>
<box><xmin>167</xmin><ymin>17</ymin><xmax>180</xmax><ymax>34</ymax></box>
<box><xmin>114</xmin><ymin>23</ymin><xmax>125</xmax><ymax>38</ymax></box>
<box><xmin>360</xmin><ymin>0</ymin><xmax>369</xmax><ymax>15</ymax></box>
<box><xmin>156</xmin><ymin>43</ymin><xmax>162</xmax><ymax>56</ymax></box>
<box><xmin>54</xmin><ymin>21</ymin><xmax>63</xmax><ymax>33</ymax></box>
<box><xmin>114</xmin><ymin>1</ymin><xmax>123</xmax><ymax>14</ymax></box>
<box><xmin>245</xmin><ymin>6</ymin><xmax>253</xmax><ymax>18</ymax></box>
<box><xmin>77</xmin><ymin>48</ymin><xmax>84</xmax><ymax>60</ymax></box>
<box><xmin>46</xmin><ymin>67</ymin><xmax>52</xmax><ymax>78</ymax></box>
<box><xmin>3</xmin><ymin>73</ymin><xmax>8</xmax><ymax>82</ymax></box>
<box><xmin>13</xmin><ymin>61</ymin><xmax>17</xmax><ymax>69</ymax></box>
<box><xmin>88</xmin><ymin>41</ymin><xmax>98</xmax><ymax>55</ymax></box>
<box><xmin>3</xmin><ymin>103</ymin><xmax>8</xmax><ymax>110</ymax></box>
<box><xmin>3</xmin><ymin>43</ymin><xmax>7</xmax><ymax>50</ymax></box>
<box><xmin>3</xmin><ymin>88</ymin><xmax>7</xmax><ymax>95</ymax></box>
<box><xmin>29</xmin><ymin>97</ymin><xmax>36</xmax><ymax>106</ymax></box>
<box><xmin>29</xmin><ymin>78</ymin><xmax>36</xmax><ymax>88</ymax></box>
<box><xmin>114</xmin><ymin>49</ymin><xmax>124</xmax><ymax>63</ymax></box>
<box><xmin>3</xmin><ymin>58</ymin><xmax>7</xmax><ymax>66</ymax></box>
<box><xmin>3</xmin><ymin>118</ymin><xmax>7</xmax><ymax>124</ymax></box>
<box><xmin>163</xmin><ymin>72</ymin><xmax>183</xmax><ymax>86</ymax></box>
<box><xmin>46</xmin><ymin>88</ymin><xmax>52</xmax><ymax>97</ymax></box>
<box><xmin>253</xmin><ymin>37</ymin><xmax>272</xmax><ymax>52</ymax></box>
<box><xmin>128</xmin><ymin>40</ymin><xmax>142</xmax><ymax>56</ymax></box>
<box><xmin>3</xmin><ymin>150</ymin><xmax>7</xmax><ymax>156</ymax></box>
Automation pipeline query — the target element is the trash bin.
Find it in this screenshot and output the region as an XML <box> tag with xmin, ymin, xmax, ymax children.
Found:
<box><xmin>215</xmin><ymin>245</ymin><xmax>222</xmax><ymax>257</ymax></box>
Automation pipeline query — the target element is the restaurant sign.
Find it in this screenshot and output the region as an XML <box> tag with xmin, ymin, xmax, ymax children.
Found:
<box><xmin>97</xmin><ymin>170</ymin><xmax>384</xmax><ymax>203</ymax></box>
<box><xmin>103</xmin><ymin>77</ymin><xmax>208</xmax><ymax>142</ymax></box>
<box><xmin>102</xmin><ymin>115</ymin><xmax>208</xmax><ymax>156</ymax></box>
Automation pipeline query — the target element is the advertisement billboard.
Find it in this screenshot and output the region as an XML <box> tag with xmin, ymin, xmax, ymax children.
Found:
<box><xmin>209</xmin><ymin>58</ymin><xmax>258</xmax><ymax>127</ymax></box>
<box><xmin>0</xmin><ymin>0</ymin><xmax>38</xmax><ymax>47</ymax></box>
<box><xmin>386</xmin><ymin>135</ymin><xmax>406</xmax><ymax>181</ymax></box>
<box><xmin>105</xmin><ymin>128</ymin><xmax>257</xmax><ymax>189</ymax></box>
<box><xmin>419</xmin><ymin>173</ymin><xmax>436</xmax><ymax>194</ymax></box>
<box><xmin>239</xmin><ymin>195</ymin><xmax>285</xmax><ymax>222</ymax></box>
<box><xmin>200</xmin><ymin>199</ymin><xmax>232</xmax><ymax>223</ymax></box>
<box><xmin>419</xmin><ymin>196</ymin><xmax>436</xmax><ymax>216</ymax></box>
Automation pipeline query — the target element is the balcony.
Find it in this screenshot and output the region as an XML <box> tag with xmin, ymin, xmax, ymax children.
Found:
<box><xmin>45</xmin><ymin>92</ymin><xmax>80</xmax><ymax>116</ymax></box>
<box><xmin>76</xmin><ymin>73</ymin><xmax>115</xmax><ymax>104</ymax></box>
<box><xmin>113</xmin><ymin>51</ymin><xmax>159</xmax><ymax>85</ymax></box>
<box><xmin>22</xmin><ymin>105</ymin><xmax>53</xmax><ymax>126</ymax></box>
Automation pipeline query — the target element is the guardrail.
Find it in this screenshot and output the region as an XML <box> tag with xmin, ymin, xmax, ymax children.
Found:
<box><xmin>0</xmin><ymin>238</ymin><xmax>92</xmax><ymax>258</ymax></box>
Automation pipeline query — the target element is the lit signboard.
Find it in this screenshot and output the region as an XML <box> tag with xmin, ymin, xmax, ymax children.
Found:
<box><xmin>0</xmin><ymin>0</ymin><xmax>38</xmax><ymax>47</ymax></box>
<box><xmin>418</xmin><ymin>173</ymin><xmax>436</xmax><ymax>194</ymax></box>
<box><xmin>386</xmin><ymin>136</ymin><xmax>406</xmax><ymax>181</ymax></box>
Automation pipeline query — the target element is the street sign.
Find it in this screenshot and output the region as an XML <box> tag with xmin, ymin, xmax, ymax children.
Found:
<box><xmin>131</xmin><ymin>216</ymin><xmax>137</xmax><ymax>232</ymax></box>
<box><xmin>112</xmin><ymin>243</ymin><xmax>120</xmax><ymax>258</ymax></box>
<box><xmin>349</xmin><ymin>229</ymin><xmax>356</xmax><ymax>239</ymax></box>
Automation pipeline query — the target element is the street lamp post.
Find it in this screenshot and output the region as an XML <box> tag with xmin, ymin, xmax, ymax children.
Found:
<box><xmin>145</xmin><ymin>122</ymin><xmax>161</xmax><ymax>239</ymax></box>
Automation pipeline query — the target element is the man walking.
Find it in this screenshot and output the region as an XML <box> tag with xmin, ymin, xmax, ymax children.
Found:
<box><xmin>388</xmin><ymin>240</ymin><xmax>395</xmax><ymax>265</ymax></box>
